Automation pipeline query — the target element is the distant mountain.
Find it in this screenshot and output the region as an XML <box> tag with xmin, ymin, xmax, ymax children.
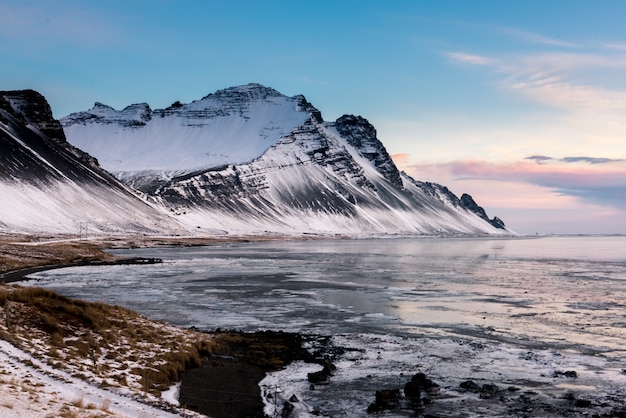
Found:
<box><xmin>0</xmin><ymin>90</ymin><xmax>182</xmax><ymax>234</ymax></box>
<box><xmin>61</xmin><ymin>84</ymin><xmax>507</xmax><ymax>235</ymax></box>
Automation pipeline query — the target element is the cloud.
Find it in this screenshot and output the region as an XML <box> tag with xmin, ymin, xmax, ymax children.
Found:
<box><xmin>526</xmin><ymin>155</ymin><xmax>625</xmax><ymax>165</ymax></box>
<box><xmin>560</xmin><ymin>156</ymin><xmax>625</xmax><ymax>164</ymax></box>
<box><xmin>497</xmin><ymin>27</ymin><xmax>579</xmax><ymax>48</ymax></box>
<box><xmin>410</xmin><ymin>159</ymin><xmax>626</xmax><ymax>210</ymax></box>
<box><xmin>390</xmin><ymin>153</ymin><xmax>411</xmax><ymax>165</ymax></box>
<box><xmin>603</xmin><ymin>43</ymin><xmax>626</xmax><ymax>51</ymax></box>
<box><xmin>445</xmin><ymin>46</ymin><xmax>626</xmax><ymax>115</ymax></box>
<box><xmin>446</xmin><ymin>52</ymin><xmax>494</xmax><ymax>66</ymax></box>
<box><xmin>525</xmin><ymin>155</ymin><xmax>553</xmax><ymax>164</ymax></box>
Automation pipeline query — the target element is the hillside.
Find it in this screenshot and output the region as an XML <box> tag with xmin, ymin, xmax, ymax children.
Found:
<box><xmin>0</xmin><ymin>90</ymin><xmax>183</xmax><ymax>235</ymax></box>
<box><xmin>61</xmin><ymin>84</ymin><xmax>508</xmax><ymax>236</ymax></box>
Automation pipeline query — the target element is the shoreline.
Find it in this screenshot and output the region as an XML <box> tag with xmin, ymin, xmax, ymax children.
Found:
<box><xmin>4</xmin><ymin>235</ymin><xmax>625</xmax><ymax>417</ymax></box>
<box><xmin>0</xmin><ymin>236</ymin><xmax>315</xmax><ymax>418</ymax></box>
<box><xmin>0</xmin><ymin>256</ymin><xmax>162</xmax><ymax>283</ymax></box>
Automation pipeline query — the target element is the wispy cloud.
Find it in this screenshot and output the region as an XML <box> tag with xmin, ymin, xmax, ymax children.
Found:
<box><xmin>526</xmin><ymin>155</ymin><xmax>625</xmax><ymax>165</ymax></box>
<box><xmin>445</xmin><ymin>46</ymin><xmax>626</xmax><ymax>115</ymax></box>
<box><xmin>603</xmin><ymin>43</ymin><xmax>626</xmax><ymax>51</ymax></box>
<box><xmin>497</xmin><ymin>27</ymin><xmax>579</xmax><ymax>48</ymax></box>
<box><xmin>410</xmin><ymin>158</ymin><xmax>626</xmax><ymax>210</ymax></box>
<box><xmin>446</xmin><ymin>52</ymin><xmax>494</xmax><ymax>66</ymax></box>
<box><xmin>390</xmin><ymin>153</ymin><xmax>411</xmax><ymax>165</ymax></box>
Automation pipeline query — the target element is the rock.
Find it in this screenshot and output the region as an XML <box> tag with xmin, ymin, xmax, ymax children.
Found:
<box><xmin>575</xmin><ymin>399</ymin><xmax>592</xmax><ymax>408</ymax></box>
<box><xmin>404</xmin><ymin>380</ymin><xmax>422</xmax><ymax>401</ymax></box>
<box><xmin>479</xmin><ymin>383</ymin><xmax>500</xmax><ymax>399</ymax></box>
<box><xmin>322</xmin><ymin>361</ymin><xmax>337</xmax><ymax>376</ymax></box>
<box><xmin>460</xmin><ymin>193</ymin><xmax>506</xmax><ymax>229</ymax></box>
<box><xmin>289</xmin><ymin>394</ymin><xmax>299</xmax><ymax>402</ymax></box>
<box><xmin>460</xmin><ymin>380</ymin><xmax>481</xmax><ymax>393</ymax></box>
<box><xmin>307</xmin><ymin>361</ymin><xmax>337</xmax><ymax>385</ymax></box>
<box><xmin>281</xmin><ymin>401</ymin><xmax>294</xmax><ymax>418</ymax></box>
<box><xmin>367</xmin><ymin>388</ymin><xmax>401</xmax><ymax>413</ymax></box>
<box><xmin>307</xmin><ymin>370</ymin><xmax>330</xmax><ymax>385</ymax></box>
<box><xmin>554</xmin><ymin>370</ymin><xmax>578</xmax><ymax>378</ymax></box>
<box><xmin>406</xmin><ymin>372</ymin><xmax>440</xmax><ymax>397</ymax></box>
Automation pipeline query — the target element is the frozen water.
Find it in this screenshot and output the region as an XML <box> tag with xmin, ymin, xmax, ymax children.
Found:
<box><xmin>23</xmin><ymin>236</ymin><xmax>626</xmax><ymax>417</ymax></box>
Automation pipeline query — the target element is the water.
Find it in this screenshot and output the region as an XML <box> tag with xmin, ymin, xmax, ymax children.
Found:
<box><xmin>24</xmin><ymin>236</ymin><xmax>626</xmax><ymax>417</ymax></box>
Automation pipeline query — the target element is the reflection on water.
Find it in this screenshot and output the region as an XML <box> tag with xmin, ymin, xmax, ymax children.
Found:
<box><xmin>23</xmin><ymin>236</ymin><xmax>626</xmax><ymax>416</ymax></box>
<box><xmin>24</xmin><ymin>236</ymin><xmax>626</xmax><ymax>358</ymax></box>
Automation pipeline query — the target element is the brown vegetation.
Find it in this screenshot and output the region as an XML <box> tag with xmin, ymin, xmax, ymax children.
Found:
<box><xmin>0</xmin><ymin>284</ymin><xmax>214</xmax><ymax>395</ymax></box>
<box><xmin>0</xmin><ymin>235</ymin><xmax>116</xmax><ymax>275</ymax></box>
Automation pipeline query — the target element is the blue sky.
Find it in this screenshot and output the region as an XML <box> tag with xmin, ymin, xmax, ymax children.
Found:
<box><xmin>2</xmin><ymin>0</ymin><xmax>626</xmax><ymax>234</ymax></box>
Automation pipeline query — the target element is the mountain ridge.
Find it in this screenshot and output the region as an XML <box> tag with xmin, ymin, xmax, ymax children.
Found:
<box><xmin>0</xmin><ymin>89</ymin><xmax>183</xmax><ymax>235</ymax></box>
<box><xmin>0</xmin><ymin>84</ymin><xmax>507</xmax><ymax>236</ymax></box>
<box><xmin>61</xmin><ymin>83</ymin><xmax>507</xmax><ymax>235</ymax></box>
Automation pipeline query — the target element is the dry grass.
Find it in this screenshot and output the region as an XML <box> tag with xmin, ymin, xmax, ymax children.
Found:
<box><xmin>0</xmin><ymin>284</ymin><xmax>214</xmax><ymax>395</ymax></box>
<box><xmin>0</xmin><ymin>235</ymin><xmax>116</xmax><ymax>275</ymax></box>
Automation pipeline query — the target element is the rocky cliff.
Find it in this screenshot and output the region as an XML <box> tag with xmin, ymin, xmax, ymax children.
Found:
<box><xmin>61</xmin><ymin>83</ymin><xmax>507</xmax><ymax>235</ymax></box>
<box><xmin>0</xmin><ymin>90</ymin><xmax>182</xmax><ymax>234</ymax></box>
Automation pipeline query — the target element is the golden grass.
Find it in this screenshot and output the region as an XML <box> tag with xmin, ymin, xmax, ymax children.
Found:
<box><xmin>0</xmin><ymin>237</ymin><xmax>116</xmax><ymax>274</ymax></box>
<box><xmin>0</xmin><ymin>284</ymin><xmax>214</xmax><ymax>395</ymax></box>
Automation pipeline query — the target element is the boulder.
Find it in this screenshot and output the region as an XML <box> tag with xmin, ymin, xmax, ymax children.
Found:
<box><xmin>460</xmin><ymin>380</ymin><xmax>481</xmax><ymax>393</ymax></box>
<box><xmin>307</xmin><ymin>370</ymin><xmax>330</xmax><ymax>385</ymax></box>
<box><xmin>479</xmin><ymin>383</ymin><xmax>500</xmax><ymax>399</ymax></box>
<box><xmin>367</xmin><ymin>388</ymin><xmax>401</xmax><ymax>413</ymax></box>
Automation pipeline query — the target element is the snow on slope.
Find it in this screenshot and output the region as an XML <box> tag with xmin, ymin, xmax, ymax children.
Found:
<box><xmin>0</xmin><ymin>90</ymin><xmax>184</xmax><ymax>235</ymax></box>
<box><xmin>61</xmin><ymin>84</ymin><xmax>509</xmax><ymax>236</ymax></box>
<box><xmin>150</xmin><ymin>109</ymin><xmax>506</xmax><ymax>235</ymax></box>
<box><xmin>62</xmin><ymin>84</ymin><xmax>311</xmax><ymax>176</ymax></box>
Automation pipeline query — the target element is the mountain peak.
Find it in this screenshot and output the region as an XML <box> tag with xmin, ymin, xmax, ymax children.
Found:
<box><xmin>0</xmin><ymin>89</ymin><xmax>66</xmax><ymax>142</ymax></box>
<box><xmin>460</xmin><ymin>193</ymin><xmax>506</xmax><ymax>229</ymax></box>
<box><xmin>61</xmin><ymin>84</ymin><xmax>314</xmax><ymax>173</ymax></box>
<box><xmin>334</xmin><ymin>114</ymin><xmax>403</xmax><ymax>188</ymax></box>
<box><xmin>202</xmin><ymin>83</ymin><xmax>284</xmax><ymax>102</ymax></box>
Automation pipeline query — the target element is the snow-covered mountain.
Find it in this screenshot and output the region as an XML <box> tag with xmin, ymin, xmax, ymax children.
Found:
<box><xmin>0</xmin><ymin>90</ymin><xmax>182</xmax><ymax>234</ymax></box>
<box><xmin>61</xmin><ymin>84</ymin><xmax>507</xmax><ymax>235</ymax></box>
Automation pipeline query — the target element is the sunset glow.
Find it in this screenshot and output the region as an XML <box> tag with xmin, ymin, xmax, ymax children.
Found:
<box><xmin>3</xmin><ymin>0</ymin><xmax>625</xmax><ymax>234</ymax></box>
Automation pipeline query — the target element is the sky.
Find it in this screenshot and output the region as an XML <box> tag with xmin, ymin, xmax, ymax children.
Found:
<box><xmin>2</xmin><ymin>0</ymin><xmax>625</xmax><ymax>235</ymax></box>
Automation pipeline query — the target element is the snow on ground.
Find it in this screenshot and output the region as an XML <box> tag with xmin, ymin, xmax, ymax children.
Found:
<box><xmin>0</xmin><ymin>284</ymin><xmax>210</xmax><ymax>418</ymax></box>
<box><xmin>0</xmin><ymin>338</ymin><xmax>191</xmax><ymax>418</ymax></box>
<box><xmin>260</xmin><ymin>332</ymin><xmax>626</xmax><ymax>417</ymax></box>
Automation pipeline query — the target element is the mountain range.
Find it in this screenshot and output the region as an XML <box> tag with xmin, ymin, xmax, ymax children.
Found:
<box><xmin>1</xmin><ymin>84</ymin><xmax>506</xmax><ymax>236</ymax></box>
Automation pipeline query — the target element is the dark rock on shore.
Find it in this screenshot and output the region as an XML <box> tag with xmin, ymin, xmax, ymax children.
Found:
<box><xmin>179</xmin><ymin>330</ymin><xmax>314</xmax><ymax>418</ymax></box>
<box><xmin>479</xmin><ymin>383</ymin><xmax>501</xmax><ymax>399</ymax></box>
<box><xmin>554</xmin><ymin>370</ymin><xmax>578</xmax><ymax>378</ymax></box>
<box><xmin>179</xmin><ymin>358</ymin><xmax>266</xmax><ymax>418</ymax></box>
<box><xmin>367</xmin><ymin>372</ymin><xmax>440</xmax><ymax>414</ymax></box>
<box><xmin>459</xmin><ymin>380</ymin><xmax>481</xmax><ymax>393</ymax></box>
<box><xmin>307</xmin><ymin>370</ymin><xmax>330</xmax><ymax>385</ymax></box>
<box><xmin>307</xmin><ymin>361</ymin><xmax>337</xmax><ymax>386</ymax></box>
<box><xmin>367</xmin><ymin>388</ymin><xmax>401</xmax><ymax>413</ymax></box>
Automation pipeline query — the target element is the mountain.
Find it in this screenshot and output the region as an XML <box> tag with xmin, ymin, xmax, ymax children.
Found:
<box><xmin>61</xmin><ymin>84</ymin><xmax>507</xmax><ymax>235</ymax></box>
<box><xmin>0</xmin><ymin>90</ymin><xmax>182</xmax><ymax>234</ymax></box>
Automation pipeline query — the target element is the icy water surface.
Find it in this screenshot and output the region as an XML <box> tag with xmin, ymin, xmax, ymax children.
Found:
<box><xmin>25</xmin><ymin>236</ymin><xmax>626</xmax><ymax>417</ymax></box>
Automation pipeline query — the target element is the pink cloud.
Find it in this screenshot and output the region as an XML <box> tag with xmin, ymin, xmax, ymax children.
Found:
<box><xmin>403</xmin><ymin>159</ymin><xmax>626</xmax><ymax>234</ymax></box>
<box><xmin>390</xmin><ymin>153</ymin><xmax>411</xmax><ymax>165</ymax></box>
<box><xmin>407</xmin><ymin>158</ymin><xmax>626</xmax><ymax>208</ymax></box>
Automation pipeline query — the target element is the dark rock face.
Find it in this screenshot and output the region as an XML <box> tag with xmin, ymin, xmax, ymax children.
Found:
<box><xmin>334</xmin><ymin>114</ymin><xmax>403</xmax><ymax>188</ymax></box>
<box><xmin>58</xmin><ymin>83</ymin><xmax>509</xmax><ymax>235</ymax></box>
<box><xmin>0</xmin><ymin>89</ymin><xmax>65</xmax><ymax>141</ymax></box>
<box><xmin>0</xmin><ymin>89</ymin><xmax>181</xmax><ymax>234</ymax></box>
<box><xmin>461</xmin><ymin>193</ymin><xmax>506</xmax><ymax>229</ymax></box>
<box><xmin>0</xmin><ymin>90</ymin><xmax>109</xmax><ymax>184</ymax></box>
